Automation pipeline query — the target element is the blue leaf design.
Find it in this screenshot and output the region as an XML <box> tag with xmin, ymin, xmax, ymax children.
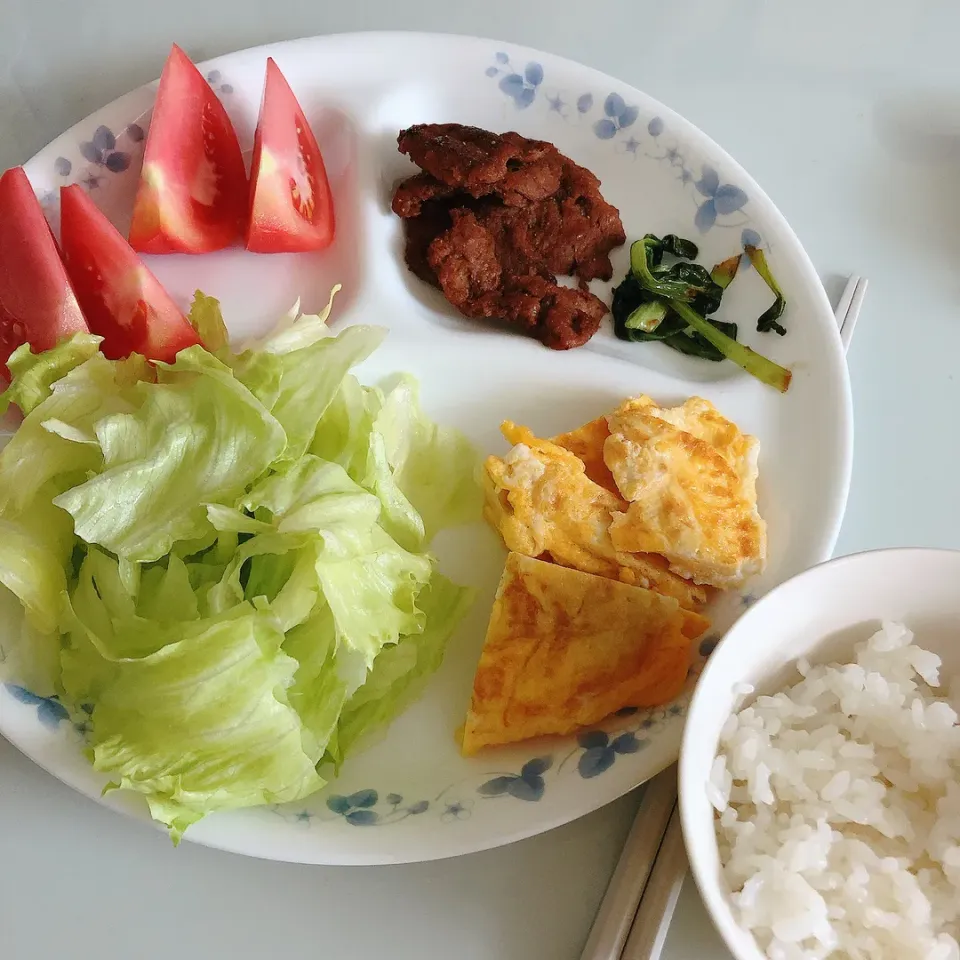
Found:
<box><xmin>713</xmin><ymin>184</ymin><xmax>748</xmax><ymax>215</ymax></box>
<box><xmin>54</xmin><ymin>157</ymin><xmax>72</xmax><ymax>177</ymax></box>
<box><xmin>604</xmin><ymin>93</ymin><xmax>626</xmax><ymax>118</ymax></box>
<box><xmin>507</xmin><ymin>776</ymin><xmax>544</xmax><ymax>802</ymax></box>
<box><xmin>578</xmin><ymin>729</ymin><xmax>609</xmax><ymax>750</ymax></box>
<box><xmin>515</xmin><ymin>87</ymin><xmax>536</xmax><ymax>109</ymax></box>
<box><xmin>92</xmin><ymin>126</ymin><xmax>115</xmax><ymax>152</ymax></box>
<box><xmin>6</xmin><ymin>685</ymin><xmax>43</xmax><ymax>705</ymax></box>
<box><xmin>408</xmin><ymin>800</ymin><xmax>429</xmax><ymax>815</ymax></box>
<box><xmin>593</xmin><ymin>119</ymin><xmax>618</xmax><ymax>140</ymax></box>
<box><xmin>579</xmin><ymin>746</ymin><xmax>616</xmax><ymax>779</ymax></box>
<box><xmin>618</xmin><ymin>105</ymin><xmax>639</xmax><ymax>129</ymax></box>
<box><xmin>207</xmin><ymin>69</ymin><xmax>222</xmax><ymax>83</ymax></box>
<box><xmin>577</xmin><ymin>93</ymin><xmax>594</xmax><ymax>114</ymax></box>
<box><xmin>499</xmin><ymin>73</ymin><xmax>526</xmax><ymax>99</ymax></box>
<box><xmin>521</xmin><ymin>756</ymin><xmax>553</xmax><ymax>779</ymax></box>
<box><xmin>125</xmin><ymin>123</ymin><xmax>145</xmax><ymax>143</ymax></box>
<box><xmin>478</xmin><ymin>776</ymin><xmax>515</xmax><ymax>797</ymax></box>
<box><xmin>695</xmin><ymin>199</ymin><xmax>718</xmax><ymax>232</ymax></box>
<box><xmin>220</xmin><ymin>84</ymin><xmax>234</xmax><ymax>95</ymax></box>
<box><xmin>485</xmin><ymin>66</ymin><xmax>499</xmax><ymax>77</ymax></box>
<box><xmin>36</xmin><ymin>699</ymin><xmax>69</xmax><ymax>729</ymax></box>
<box><xmin>696</xmin><ymin>165</ymin><xmax>720</xmax><ymax>198</ymax></box>
<box><xmin>386</xmin><ymin>793</ymin><xmax>402</xmax><ymax>806</ymax></box>
<box><xmin>79</xmin><ymin>141</ymin><xmax>103</xmax><ymax>164</ymax></box>
<box><xmin>741</xmin><ymin>228</ymin><xmax>762</xmax><ymax>249</ymax></box>
<box><xmin>326</xmin><ymin>794</ymin><xmax>351</xmax><ymax>815</ymax></box>
<box><xmin>496</xmin><ymin>51</ymin><xmax>510</xmax><ymax>64</ymax></box>
<box><xmin>647</xmin><ymin>116</ymin><xmax>664</xmax><ymax>137</ymax></box>
<box><xmin>347</xmin><ymin>788</ymin><xmax>378</xmax><ymax>809</ymax></box>
<box><xmin>524</xmin><ymin>62</ymin><xmax>544</xmax><ymax>86</ymax></box>
<box><xmin>105</xmin><ymin>152</ymin><xmax>131</xmax><ymax>173</ymax></box>
<box><xmin>346</xmin><ymin>809</ymin><xmax>379</xmax><ymax>826</ymax></box>
<box><xmin>611</xmin><ymin>732</ymin><xmax>641</xmax><ymax>755</ymax></box>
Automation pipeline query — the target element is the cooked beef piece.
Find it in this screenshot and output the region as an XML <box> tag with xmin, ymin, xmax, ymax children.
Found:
<box><xmin>393</xmin><ymin>123</ymin><xmax>626</xmax><ymax>349</ymax></box>
<box><xmin>398</xmin><ymin>124</ymin><xmax>563</xmax><ymax>205</ymax></box>
<box><xmin>426</xmin><ymin>210</ymin><xmax>607</xmax><ymax>350</ymax></box>
<box><xmin>392</xmin><ymin>172</ymin><xmax>463</xmax><ymax>219</ymax></box>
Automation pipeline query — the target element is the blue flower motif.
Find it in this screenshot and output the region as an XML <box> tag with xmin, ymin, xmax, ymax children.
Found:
<box><xmin>54</xmin><ymin>157</ymin><xmax>72</xmax><ymax>177</ymax></box>
<box><xmin>5</xmin><ymin>685</ymin><xmax>69</xmax><ymax>729</ymax></box>
<box><xmin>326</xmin><ymin>788</ymin><xmax>428</xmax><ymax>825</ymax></box>
<box><xmin>441</xmin><ymin>798</ymin><xmax>474</xmax><ymax>822</ymax></box>
<box><xmin>220</xmin><ymin>84</ymin><xmax>234</xmax><ymax>95</ymax></box>
<box><xmin>693</xmin><ymin>164</ymin><xmax>748</xmax><ymax>233</ymax></box>
<box><xmin>577</xmin><ymin>93</ymin><xmax>594</xmax><ymax>114</ymax></box>
<box><xmin>206</xmin><ymin>70</ymin><xmax>221</xmax><ymax>84</ymax></box>
<box><xmin>593</xmin><ymin>92</ymin><xmax>639</xmax><ymax>140</ymax></box>
<box><xmin>497</xmin><ymin>61</ymin><xmax>543</xmax><ymax>109</ymax></box>
<box><xmin>648</xmin><ymin>116</ymin><xmax>664</xmax><ymax>137</ymax></box>
<box><xmin>327</xmin><ymin>788</ymin><xmax>381</xmax><ymax>825</ymax></box>
<box><xmin>741</xmin><ymin>594</ymin><xmax>758</xmax><ymax>609</ymax></box>
<box><xmin>78</xmin><ymin>124</ymin><xmax>131</xmax><ymax>178</ymax></box>
<box><xmin>294</xmin><ymin>810</ymin><xmax>312</xmax><ymax>823</ymax></box>
<box><xmin>547</xmin><ymin>94</ymin><xmax>565</xmax><ymax>114</ymax></box>
<box><xmin>577</xmin><ymin>730</ymin><xmax>644</xmax><ymax>778</ymax></box>
<box><xmin>478</xmin><ymin>756</ymin><xmax>553</xmax><ymax>802</ymax></box>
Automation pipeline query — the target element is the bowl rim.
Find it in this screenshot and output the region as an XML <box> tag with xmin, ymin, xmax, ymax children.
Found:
<box><xmin>677</xmin><ymin>545</ymin><xmax>960</xmax><ymax>960</ymax></box>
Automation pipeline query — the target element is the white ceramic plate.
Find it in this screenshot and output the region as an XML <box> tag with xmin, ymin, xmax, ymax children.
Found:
<box><xmin>0</xmin><ymin>31</ymin><xmax>852</xmax><ymax>864</ymax></box>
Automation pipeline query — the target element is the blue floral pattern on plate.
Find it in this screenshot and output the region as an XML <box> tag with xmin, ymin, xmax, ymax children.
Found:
<box><xmin>487</xmin><ymin>52</ymin><xmax>761</xmax><ymax>238</ymax></box>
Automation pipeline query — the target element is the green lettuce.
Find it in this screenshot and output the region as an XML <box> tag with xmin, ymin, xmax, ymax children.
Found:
<box><xmin>0</xmin><ymin>290</ymin><xmax>478</xmax><ymax>842</ymax></box>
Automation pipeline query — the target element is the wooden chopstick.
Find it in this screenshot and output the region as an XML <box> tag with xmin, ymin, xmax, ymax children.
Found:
<box><xmin>579</xmin><ymin>766</ymin><xmax>678</xmax><ymax>960</ymax></box>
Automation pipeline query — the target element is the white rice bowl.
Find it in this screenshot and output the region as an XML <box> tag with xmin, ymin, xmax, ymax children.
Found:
<box><xmin>712</xmin><ymin>621</ymin><xmax>960</xmax><ymax>960</ymax></box>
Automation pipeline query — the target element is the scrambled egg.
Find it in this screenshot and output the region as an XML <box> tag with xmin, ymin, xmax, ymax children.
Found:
<box><xmin>483</xmin><ymin>422</ymin><xmax>708</xmax><ymax>610</ymax></box>
<box><xmin>461</xmin><ymin>553</ymin><xmax>710</xmax><ymax>755</ymax></box>
<box><xmin>604</xmin><ymin>396</ymin><xmax>765</xmax><ymax>589</ymax></box>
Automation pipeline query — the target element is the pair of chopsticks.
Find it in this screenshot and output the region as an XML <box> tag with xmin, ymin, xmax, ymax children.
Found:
<box><xmin>579</xmin><ymin>275</ymin><xmax>869</xmax><ymax>960</ymax></box>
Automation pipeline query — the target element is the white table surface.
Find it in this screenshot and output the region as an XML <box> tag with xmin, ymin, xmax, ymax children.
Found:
<box><xmin>1</xmin><ymin>1</ymin><xmax>956</xmax><ymax>957</ymax></box>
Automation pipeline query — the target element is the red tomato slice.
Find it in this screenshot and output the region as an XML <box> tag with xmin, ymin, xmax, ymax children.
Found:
<box><xmin>245</xmin><ymin>58</ymin><xmax>335</xmax><ymax>253</ymax></box>
<box><xmin>0</xmin><ymin>167</ymin><xmax>88</xmax><ymax>371</ymax></box>
<box><xmin>128</xmin><ymin>44</ymin><xmax>247</xmax><ymax>254</ymax></box>
<box><xmin>60</xmin><ymin>185</ymin><xmax>201</xmax><ymax>362</ymax></box>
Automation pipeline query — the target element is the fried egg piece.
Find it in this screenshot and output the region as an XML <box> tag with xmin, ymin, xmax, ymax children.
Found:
<box><xmin>461</xmin><ymin>553</ymin><xmax>710</xmax><ymax>755</ymax></box>
<box><xmin>604</xmin><ymin>396</ymin><xmax>765</xmax><ymax>589</ymax></box>
<box><xmin>552</xmin><ymin>416</ymin><xmax>617</xmax><ymax>493</ymax></box>
<box><xmin>483</xmin><ymin>422</ymin><xmax>707</xmax><ymax>610</ymax></box>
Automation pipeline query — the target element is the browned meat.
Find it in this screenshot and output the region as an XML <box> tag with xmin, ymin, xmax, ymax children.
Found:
<box><xmin>392</xmin><ymin>172</ymin><xmax>463</xmax><ymax>219</ymax></box>
<box><xmin>426</xmin><ymin>210</ymin><xmax>607</xmax><ymax>350</ymax></box>
<box><xmin>393</xmin><ymin>123</ymin><xmax>626</xmax><ymax>350</ymax></box>
<box><xmin>398</xmin><ymin>124</ymin><xmax>563</xmax><ymax>205</ymax></box>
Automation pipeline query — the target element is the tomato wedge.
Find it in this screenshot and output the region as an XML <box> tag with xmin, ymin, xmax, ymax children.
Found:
<box><xmin>245</xmin><ymin>58</ymin><xmax>335</xmax><ymax>253</ymax></box>
<box><xmin>0</xmin><ymin>167</ymin><xmax>88</xmax><ymax>371</ymax></box>
<box><xmin>129</xmin><ymin>44</ymin><xmax>247</xmax><ymax>254</ymax></box>
<box><xmin>60</xmin><ymin>185</ymin><xmax>200</xmax><ymax>362</ymax></box>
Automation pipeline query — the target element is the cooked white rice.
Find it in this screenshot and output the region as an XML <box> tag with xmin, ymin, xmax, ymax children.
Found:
<box><xmin>712</xmin><ymin>621</ymin><xmax>960</xmax><ymax>960</ymax></box>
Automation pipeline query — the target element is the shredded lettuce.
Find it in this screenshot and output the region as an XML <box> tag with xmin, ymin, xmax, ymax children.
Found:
<box><xmin>0</xmin><ymin>290</ymin><xmax>480</xmax><ymax>843</ymax></box>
